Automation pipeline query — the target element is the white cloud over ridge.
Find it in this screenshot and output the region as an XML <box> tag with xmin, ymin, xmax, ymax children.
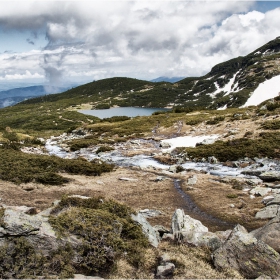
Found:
<box><xmin>0</xmin><ymin>1</ymin><xmax>280</xmax><ymax>87</ymax></box>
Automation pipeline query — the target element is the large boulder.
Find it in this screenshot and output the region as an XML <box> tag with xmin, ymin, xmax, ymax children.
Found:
<box><xmin>171</xmin><ymin>209</ymin><xmax>209</xmax><ymax>246</ymax></box>
<box><xmin>0</xmin><ymin>205</ymin><xmax>62</xmax><ymax>255</ymax></box>
<box><xmin>251</xmin><ymin>211</ymin><xmax>280</xmax><ymax>253</ymax></box>
<box><xmin>131</xmin><ymin>212</ymin><xmax>160</xmax><ymax>247</ymax></box>
<box><xmin>212</xmin><ymin>224</ymin><xmax>280</xmax><ymax>279</ymax></box>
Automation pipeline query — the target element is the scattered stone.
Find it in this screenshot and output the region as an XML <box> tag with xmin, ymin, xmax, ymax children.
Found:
<box><xmin>251</xmin><ymin>211</ymin><xmax>280</xmax><ymax>253</ymax></box>
<box><xmin>212</xmin><ymin>224</ymin><xmax>280</xmax><ymax>279</ymax></box>
<box><xmin>187</xmin><ymin>175</ymin><xmax>197</xmax><ymax>185</ymax></box>
<box><xmin>266</xmin><ymin>194</ymin><xmax>280</xmax><ymax>206</ymax></box>
<box><xmin>246</xmin><ymin>178</ymin><xmax>263</xmax><ymax>186</ymax></box>
<box><xmin>139</xmin><ymin>209</ymin><xmax>162</xmax><ymax>218</ymax></box>
<box><xmin>255</xmin><ymin>205</ymin><xmax>280</xmax><ymax>219</ymax></box>
<box><xmin>168</xmin><ymin>165</ymin><xmax>177</xmax><ymax>173</ymax></box>
<box><xmin>119</xmin><ymin>177</ymin><xmax>138</xmax><ymax>181</ymax></box>
<box><xmin>156</xmin><ymin>262</ymin><xmax>175</xmax><ymax>279</ymax></box>
<box><xmin>262</xmin><ymin>195</ymin><xmax>275</xmax><ymax>205</ymax></box>
<box><xmin>259</xmin><ymin>171</ymin><xmax>280</xmax><ymax>182</ymax></box>
<box><xmin>196</xmin><ymin>138</ymin><xmax>217</xmax><ymax>146</ymax></box>
<box><xmin>208</xmin><ymin>156</ymin><xmax>218</xmax><ymax>164</ymax></box>
<box><xmin>250</xmin><ymin>186</ymin><xmax>272</xmax><ymax>196</ymax></box>
<box><xmin>159</xmin><ymin>142</ymin><xmax>171</xmax><ymax>149</ymax></box>
<box><xmin>154</xmin><ymin>176</ymin><xmax>165</xmax><ymax>182</ymax></box>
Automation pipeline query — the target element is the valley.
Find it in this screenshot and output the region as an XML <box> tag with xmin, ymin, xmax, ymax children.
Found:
<box><xmin>0</xmin><ymin>37</ymin><xmax>280</xmax><ymax>279</ymax></box>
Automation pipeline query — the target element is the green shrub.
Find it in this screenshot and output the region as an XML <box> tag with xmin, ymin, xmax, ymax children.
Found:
<box><xmin>206</xmin><ymin>116</ymin><xmax>225</xmax><ymax>125</ymax></box>
<box><xmin>95</xmin><ymin>103</ymin><xmax>110</xmax><ymax>109</ymax></box>
<box><xmin>179</xmin><ymin>132</ymin><xmax>280</xmax><ymax>162</ymax></box>
<box><xmin>226</xmin><ymin>194</ymin><xmax>238</xmax><ymax>199</ymax></box>
<box><xmin>96</xmin><ymin>146</ymin><xmax>114</xmax><ymax>154</ymax></box>
<box><xmin>49</xmin><ymin>196</ymin><xmax>149</xmax><ymax>276</ymax></box>
<box><xmin>0</xmin><ymin>148</ymin><xmax>114</xmax><ymax>185</ymax></box>
<box><xmin>261</xmin><ymin>120</ymin><xmax>280</xmax><ymax>130</ymax></box>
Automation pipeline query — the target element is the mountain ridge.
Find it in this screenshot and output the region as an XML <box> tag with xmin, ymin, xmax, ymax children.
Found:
<box><xmin>18</xmin><ymin>36</ymin><xmax>280</xmax><ymax>110</ymax></box>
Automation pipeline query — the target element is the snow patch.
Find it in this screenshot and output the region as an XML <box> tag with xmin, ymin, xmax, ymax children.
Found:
<box><xmin>161</xmin><ymin>135</ymin><xmax>219</xmax><ymax>152</ymax></box>
<box><xmin>243</xmin><ymin>75</ymin><xmax>280</xmax><ymax>107</ymax></box>
<box><xmin>217</xmin><ymin>104</ymin><xmax>227</xmax><ymax>110</ymax></box>
<box><xmin>209</xmin><ymin>70</ymin><xmax>240</xmax><ymax>97</ymax></box>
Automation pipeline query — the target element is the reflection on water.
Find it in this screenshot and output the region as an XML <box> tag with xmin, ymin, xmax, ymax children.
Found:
<box><xmin>78</xmin><ymin>107</ymin><xmax>170</xmax><ymax>119</ymax></box>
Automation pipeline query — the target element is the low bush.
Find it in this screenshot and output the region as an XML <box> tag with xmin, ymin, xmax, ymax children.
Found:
<box><xmin>49</xmin><ymin>196</ymin><xmax>149</xmax><ymax>276</ymax></box>
<box><xmin>261</xmin><ymin>120</ymin><xmax>280</xmax><ymax>130</ymax></box>
<box><xmin>206</xmin><ymin>116</ymin><xmax>225</xmax><ymax>125</ymax></box>
<box><xmin>0</xmin><ymin>148</ymin><xmax>114</xmax><ymax>185</ymax></box>
<box><xmin>178</xmin><ymin>132</ymin><xmax>280</xmax><ymax>162</ymax></box>
<box><xmin>96</xmin><ymin>146</ymin><xmax>114</xmax><ymax>154</ymax></box>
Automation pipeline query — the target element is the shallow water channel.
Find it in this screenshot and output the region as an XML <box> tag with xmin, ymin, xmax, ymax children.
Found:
<box><xmin>45</xmin><ymin>136</ymin><xmax>270</xmax><ymax>231</ymax></box>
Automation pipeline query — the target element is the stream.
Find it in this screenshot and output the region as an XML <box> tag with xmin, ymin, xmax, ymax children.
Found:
<box><xmin>42</xmin><ymin>135</ymin><xmax>279</xmax><ymax>231</ymax></box>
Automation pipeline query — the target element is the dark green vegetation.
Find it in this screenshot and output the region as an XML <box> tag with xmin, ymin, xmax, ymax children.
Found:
<box><xmin>0</xmin><ymin>238</ymin><xmax>75</xmax><ymax>279</ymax></box>
<box><xmin>0</xmin><ymin>196</ymin><xmax>149</xmax><ymax>279</ymax></box>
<box><xmin>176</xmin><ymin>132</ymin><xmax>280</xmax><ymax>162</ymax></box>
<box><xmin>0</xmin><ymin>146</ymin><xmax>114</xmax><ymax>185</ymax></box>
<box><xmin>49</xmin><ymin>196</ymin><xmax>149</xmax><ymax>276</ymax></box>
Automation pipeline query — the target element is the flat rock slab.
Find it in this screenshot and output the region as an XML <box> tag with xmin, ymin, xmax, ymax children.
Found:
<box><xmin>259</xmin><ymin>171</ymin><xmax>280</xmax><ymax>182</ymax></box>
<box><xmin>119</xmin><ymin>177</ymin><xmax>138</xmax><ymax>181</ymax></box>
<box><xmin>250</xmin><ymin>186</ymin><xmax>272</xmax><ymax>196</ymax></box>
<box><xmin>251</xmin><ymin>213</ymin><xmax>280</xmax><ymax>253</ymax></box>
<box><xmin>255</xmin><ymin>205</ymin><xmax>280</xmax><ymax>219</ymax></box>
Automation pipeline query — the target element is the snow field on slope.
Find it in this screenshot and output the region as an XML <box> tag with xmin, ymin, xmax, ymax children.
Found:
<box><xmin>243</xmin><ymin>74</ymin><xmax>280</xmax><ymax>106</ymax></box>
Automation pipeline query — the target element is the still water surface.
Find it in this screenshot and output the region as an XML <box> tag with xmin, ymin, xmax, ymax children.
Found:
<box><xmin>79</xmin><ymin>107</ymin><xmax>170</xmax><ymax>119</ymax></box>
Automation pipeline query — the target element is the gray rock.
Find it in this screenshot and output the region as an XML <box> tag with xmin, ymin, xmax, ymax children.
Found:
<box><xmin>160</xmin><ymin>141</ymin><xmax>171</xmax><ymax>149</ymax></box>
<box><xmin>187</xmin><ymin>175</ymin><xmax>197</xmax><ymax>185</ymax></box>
<box><xmin>171</xmin><ymin>209</ymin><xmax>208</xmax><ymax>246</ymax></box>
<box><xmin>262</xmin><ymin>195</ymin><xmax>275</xmax><ymax>205</ymax></box>
<box><xmin>266</xmin><ymin>194</ymin><xmax>280</xmax><ymax>206</ymax></box>
<box><xmin>197</xmin><ymin>138</ymin><xmax>217</xmax><ymax>146</ymax></box>
<box><xmin>250</xmin><ymin>186</ymin><xmax>272</xmax><ymax>197</ymax></box>
<box><xmin>139</xmin><ymin>209</ymin><xmax>162</xmax><ymax>218</ymax></box>
<box><xmin>168</xmin><ymin>165</ymin><xmax>177</xmax><ymax>173</ymax></box>
<box><xmin>259</xmin><ymin>171</ymin><xmax>280</xmax><ymax>182</ymax></box>
<box><xmin>246</xmin><ymin>178</ymin><xmax>263</xmax><ymax>186</ymax></box>
<box><xmin>3</xmin><ymin>208</ymin><xmax>41</xmax><ymax>236</ymax></box>
<box><xmin>131</xmin><ymin>213</ymin><xmax>160</xmax><ymax>247</ymax></box>
<box><xmin>208</xmin><ymin>156</ymin><xmax>218</xmax><ymax>164</ymax></box>
<box><xmin>212</xmin><ymin>224</ymin><xmax>280</xmax><ymax>279</ymax></box>
<box><xmin>119</xmin><ymin>177</ymin><xmax>138</xmax><ymax>181</ymax></box>
<box><xmin>154</xmin><ymin>176</ymin><xmax>165</xmax><ymax>182</ymax></box>
<box><xmin>251</xmin><ymin>211</ymin><xmax>280</xmax><ymax>253</ymax></box>
<box><xmin>156</xmin><ymin>263</ymin><xmax>175</xmax><ymax>279</ymax></box>
<box><xmin>255</xmin><ymin>205</ymin><xmax>280</xmax><ymax>219</ymax></box>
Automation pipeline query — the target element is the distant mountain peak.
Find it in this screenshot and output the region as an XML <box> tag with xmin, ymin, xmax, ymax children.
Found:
<box><xmin>150</xmin><ymin>76</ymin><xmax>185</xmax><ymax>83</ymax></box>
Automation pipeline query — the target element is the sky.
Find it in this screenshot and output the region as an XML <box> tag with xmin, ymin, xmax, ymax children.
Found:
<box><xmin>0</xmin><ymin>0</ymin><xmax>280</xmax><ymax>91</ymax></box>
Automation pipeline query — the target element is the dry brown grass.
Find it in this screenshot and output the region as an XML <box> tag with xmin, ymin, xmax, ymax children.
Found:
<box><xmin>110</xmin><ymin>241</ymin><xmax>243</xmax><ymax>279</ymax></box>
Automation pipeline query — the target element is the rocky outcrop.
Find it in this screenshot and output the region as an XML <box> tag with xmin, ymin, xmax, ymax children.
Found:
<box><xmin>255</xmin><ymin>205</ymin><xmax>280</xmax><ymax>219</ymax></box>
<box><xmin>172</xmin><ymin>209</ymin><xmax>208</xmax><ymax>245</ymax></box>
<box><xmin>156</xmin><ymin>253</ymin><xmax>175</xmax><ymax>279</ymax></box>
<box><xmin>259</xmin><ymin>171</ymin><xmax>280</xmax><ymax>182</ymax></box>
<box><xmin>251</xmin><ymin>211</ymin><xmax>280</xmax><ymax>253</ymax></box>
<box><xmin>0</xmin><ymin>205</ymin><xmax>61</xmax><ymax>255</ymax></box>
<box><xmin>212</xmin><ymin>224</ymin><xmax>280</xmax><ymax>279</ymax></box>
<box><xmin>131</xmin><ymin>212</ymin><xmax>160</xmax><ymax>247</ymax></box>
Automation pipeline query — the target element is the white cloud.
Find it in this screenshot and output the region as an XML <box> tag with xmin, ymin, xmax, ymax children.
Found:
<box><xmin>0</xmin><ymin>1</ymin><xmax>279</xmax><ymax>87</ymax></box>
